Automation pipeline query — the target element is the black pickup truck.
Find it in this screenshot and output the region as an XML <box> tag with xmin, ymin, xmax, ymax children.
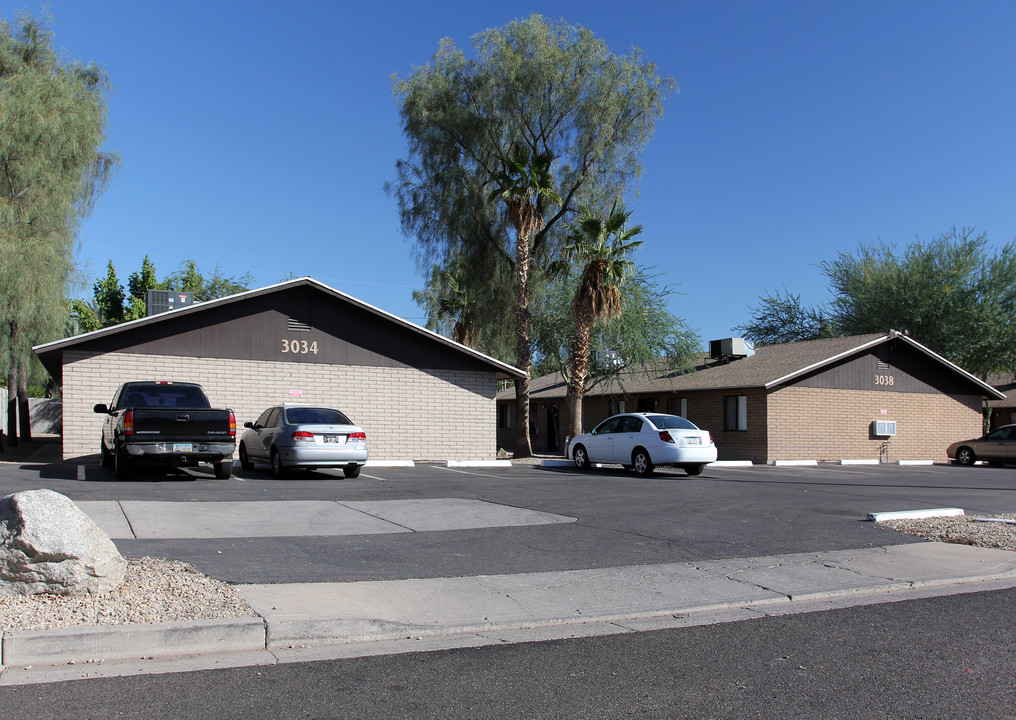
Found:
<box><xmin>93</xmin><ymin>381</ymin><xmax>236</xmax><ymax>480</ymax></box>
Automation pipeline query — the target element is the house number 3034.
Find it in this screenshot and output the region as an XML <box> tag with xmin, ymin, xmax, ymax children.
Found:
<box><xmin>282</xmin><ymin>339</ymin><xmax>319</xmax><ymax>355</ymax></box>
<box><xmin>874</xmin><ymin>374</ymin><xmax>894</xmax><ymax>386</ymax></box>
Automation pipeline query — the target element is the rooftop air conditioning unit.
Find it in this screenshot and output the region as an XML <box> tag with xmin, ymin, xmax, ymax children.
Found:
<box><xmin>147</xmin><ymin>290</ymin><xmax>195</xmax><ymax>316</ymax></box>
<box><xmin>709</xmin><ymin>337</ymin><xmax>753</xmax><ymax>360</ymax></box>
<box><xmin>873</xmin><ymin>420</ymin><xmax>897</xmax><ymax>437</ymax></box>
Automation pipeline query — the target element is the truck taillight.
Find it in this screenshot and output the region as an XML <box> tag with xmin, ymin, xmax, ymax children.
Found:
<box><xmin>123</xmin><ymin>410</ymin><xmax>134</xmax><ymax>435</ymax></box>
<box><xmin>228</xmin><ymin>410</ymin><xmax>236</xmax><ymax>437</ymax></box>
<box><xmin>292</xmin><ymin>431</ymin><xmax>314</xmax><ymax>441</ymax></box>
<box><xmin>348</xmin><ymin>432</ymin><xmax>366</xmax><ymax>442</ymax></box>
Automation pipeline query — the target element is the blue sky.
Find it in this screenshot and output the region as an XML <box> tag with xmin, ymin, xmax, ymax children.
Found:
<box><xmin>12</xmin><ymin>1</ymin><xmax>1016</xmax><ymax>347</ymax></box>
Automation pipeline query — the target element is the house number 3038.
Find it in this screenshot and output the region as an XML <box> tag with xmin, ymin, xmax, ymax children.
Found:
<box><xmin>281</xmin><ymin>339</ymin><xmax>319</xmax><ymax>355</ymax></box>
<box><xmin>874</xmin><ymin>374</ymin><xmax>894</xmax><ymax>386</ymax></box>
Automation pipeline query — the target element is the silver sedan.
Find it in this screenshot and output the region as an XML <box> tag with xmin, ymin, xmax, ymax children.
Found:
<box><xmin>239</xmin><ymin>404</ymin><xmax>368</xmax><ymax>478</ymax></box>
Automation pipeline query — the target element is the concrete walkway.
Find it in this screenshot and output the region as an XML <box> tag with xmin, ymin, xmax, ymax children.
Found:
<box><xmin>4</xmin><ymin>540</ymin><xmax>1016</xmax><ymax>685</ymax></box>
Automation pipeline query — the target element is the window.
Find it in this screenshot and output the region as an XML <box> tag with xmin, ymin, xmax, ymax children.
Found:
<box><xmin>647</xmin><ymin>415</ymin><xmax>696</xmax><ymax>431</ymax></box>
<box><xmin>498</xmin><ymin>404</ymin><xmax>511</xmax><ymax>429</ymax></box>
<box><xmin>285</xmin><ymin>407</ymin><xmax>352</xmax><ymax>425</ymax></box>
<box><xmin>724</xmin><ymin>395</ymin><xmax>747</xmax><ymax>431</ymax></box>
<box><xmin>637</xmin><ymin>397</ymin><xmax>657</xmax><ymax>413</ymax></box>
<box><xmin>609</xmin><ymin>398</ymin><xmax>626</xmax><ymax>415</ymax></box>
<box><xmin>617</xmin><ymin>416</ymin><xmax>644</xmax><ymax>433</ymax></box>
<box><xmin>666</xmin><ymin>397</ymin><xmax>688</xmax><ymax>417</ymax></box>
<box><xmin>592</xmin><ymin>417</ymin><xmax>622</xmax><ymax>435</ymax></box>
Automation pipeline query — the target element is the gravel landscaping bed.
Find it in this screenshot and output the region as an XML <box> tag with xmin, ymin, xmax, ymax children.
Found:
<box><xmin>0</xmin><ymin>557</ymin><xmax>255</xmax><ymax>633</ymax></box>
<box><xmin>878</xmin><ymin>513</ymin><xmax>1016</xmax><ymax>552</ymax></box>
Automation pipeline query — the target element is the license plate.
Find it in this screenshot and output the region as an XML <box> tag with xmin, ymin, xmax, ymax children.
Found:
<box><xmin>173</xmin><ymin>443</ymin><xmax>193</xmax><ymax>452</ymax></box>
<box><xmin>323</xmin><ymin>435</ymin><xmax>346</xmax><ymax>444</ymax></box>
<box><xmin>686</xmin><ymin>437</ymin><xmax>700</xmax><ymax>446</ymax></box>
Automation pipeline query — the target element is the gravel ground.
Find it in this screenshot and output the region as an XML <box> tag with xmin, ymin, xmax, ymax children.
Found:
<box><xmin>1</xmin><ymin>514</ymin><xmax>1013</xmax><ymax>636</ymax></box>
<box><xmin>0</xmin><ymin>558</ymin><xmax>255</xmax><ymax>633</ymax></box>
<box><xmin>878</xmin><ymin>513</ymin><xmax>1016</xmax><ymax>551</ymax></box>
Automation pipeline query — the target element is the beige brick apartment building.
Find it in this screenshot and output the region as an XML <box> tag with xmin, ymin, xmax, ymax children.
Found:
<box><xmin>35</xmin><ymin>278</ymin><xmax>522</xmax><ymax>462</ymax></box>
<box><xmin>496</xmin><ymin>332</ymin><xmax>1006</xmax><ymax>464</ymax></box>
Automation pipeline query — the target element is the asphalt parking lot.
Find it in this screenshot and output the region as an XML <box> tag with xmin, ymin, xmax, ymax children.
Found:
<box><xmin>2</xmin><ymin>455</ymin><xmax>1015</xmax><ymax>585</ymax></box>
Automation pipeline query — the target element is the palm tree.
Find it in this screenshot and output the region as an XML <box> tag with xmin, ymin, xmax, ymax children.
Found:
<box><xmin>559</xmin><ymin>201</ymin><xmax>643</xmax><ymax>440</ymax></box>
<box><xmin>488</xmin><ymin>146</ymin><xmax>562</xmax><ymax>457</ymax></box>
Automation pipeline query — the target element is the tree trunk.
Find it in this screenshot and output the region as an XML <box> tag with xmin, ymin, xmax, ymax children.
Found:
<box><xmin>567</xmin><ymin>320</ymin><xmax>593</xmax><ymax>441</ymax></box>
<box><xmin>512</xmin><ymin>230</ymin><xmax>533</xmax><ymax>458</ymax></box>
<box><xmin>6</xmin><ymin>320</ymin><xmax>19</xmax><ymax>447</ymax></box>
<box><xmin>17</xmin><ymin>354</ymin><xmax>31</xmax><ymax>443</ymax></box>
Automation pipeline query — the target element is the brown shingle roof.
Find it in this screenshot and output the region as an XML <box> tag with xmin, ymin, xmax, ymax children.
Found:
<box><xmin>499</xmin><ymin>332</ymin><xmax>1005</xmax><ymax>401</ymax></box>
<box><xmin>986</xmin><ymin>372</ymin><xmax>1016</xmax><ymax>408</ymax></box>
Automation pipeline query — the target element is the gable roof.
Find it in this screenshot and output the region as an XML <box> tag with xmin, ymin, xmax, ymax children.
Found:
<box><xmin>986</xmin><ymin>372</ymin><xmax>1016</xmax><ymax>408</ymax></box>
<box><xmin>499</xmin><ymin>331</ymin><xmax>1006</xmax><ymax>401</ymax></box>
<box><xmin>36</xmin><ymin>277</ymin><xmax>524</xmax><ymax>382</ymax></box>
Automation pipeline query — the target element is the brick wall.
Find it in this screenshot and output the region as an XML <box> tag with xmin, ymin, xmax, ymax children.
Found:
<box><xmin>767</xmin><ymin>386</ymin><xmax>983</xmax><ymax>462</ymax></box>
<box><xmin>63</xmin><ymin>350</ymin><xmax>496</xmax><ymax>462</ymax></box>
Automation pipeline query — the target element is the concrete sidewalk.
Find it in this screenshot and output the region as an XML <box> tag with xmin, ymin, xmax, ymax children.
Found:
<box><xmin>4</xmin><ymin>541</ymin><xmax>1016</xmax><ymax>685</ymax></box>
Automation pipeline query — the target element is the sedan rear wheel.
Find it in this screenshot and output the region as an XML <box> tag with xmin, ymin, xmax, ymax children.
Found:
<box><xmin>238</xmin><ymin>443</ymin><xmax>254</xmax><ymax>471</ymax></box>
<box><xmin>271</xmin><ymin>448</ymin><xmax>287</xmax><ymax>478</ymax></box>
<box><xmin>632</xmin><ymin>448</ymin><xmax>654</xmax><ymax>476</ymax></box>
<box><xmin>685</xmin><ymin>464</ymin><xmax>705</xmax><ymax>476</ymax></box>
<box><xmin>343</xmin><ymin>463</ymin><xmax>361</xmax><ymax>479</ymax></box>
<box><xmin>955</xmin><ymin>446</ymin><xmax>976</xmax><ymax>466</ymax></box>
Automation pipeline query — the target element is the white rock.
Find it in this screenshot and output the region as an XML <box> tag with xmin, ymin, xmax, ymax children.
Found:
<box><xmin>0</xmin><ymin>489</ymin><xmax>126</xmax><ymax>596</ymax></box>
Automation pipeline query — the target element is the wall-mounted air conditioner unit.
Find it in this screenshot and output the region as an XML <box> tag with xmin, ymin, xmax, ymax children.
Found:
<box><xmin>873</xmin><ymin>420</ymin><xmax>897</xmax><ymax>437</ymax></box>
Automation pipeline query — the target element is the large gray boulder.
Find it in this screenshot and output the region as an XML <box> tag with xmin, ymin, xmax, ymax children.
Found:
<box><xmin>0</xmin><ymin>489</ymin><xmax>126</xmax><ymax>596</ymax></box>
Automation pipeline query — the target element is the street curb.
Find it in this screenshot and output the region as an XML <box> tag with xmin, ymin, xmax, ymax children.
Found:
<box><xmin>1</xmin><ymin>617</ymin><xmax>266</xmax><ymax>668</ymax></box>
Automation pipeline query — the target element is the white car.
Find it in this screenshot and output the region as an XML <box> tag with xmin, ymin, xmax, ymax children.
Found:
<box><xmin>568</xmin><ymin>413</ymin><xmax>717</xmax><ymax>476</ymax></box>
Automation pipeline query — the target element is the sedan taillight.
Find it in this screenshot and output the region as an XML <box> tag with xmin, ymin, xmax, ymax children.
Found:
<box><xmin>348</xmin><ymin>432</ymin><xmax>366</xmax><ymax>442</ymax></box>
<box><xmin>292</xmin><ymin>431</ymin><xmax>314</xmax><ymax>441</ymax></box>
<box><xmin>659</xmin><ymin>431</ymin><xmax>675</xmax><ymax>443</ymax></box>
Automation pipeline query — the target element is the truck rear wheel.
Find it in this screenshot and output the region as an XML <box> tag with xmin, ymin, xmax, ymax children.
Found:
<box><xmin>214</xmin><ymin>460</ymin><xmax>233</xmax><ymax>479</ymax></box>
<box><xmin>100</xmin><ymin>439</ymin><xmax>114</xmax><ymax>469</ymax></box>
<box><xmin>114</xmin><ymin>443</ymin><xmax>132</xmax><ymax>480</ymax></box>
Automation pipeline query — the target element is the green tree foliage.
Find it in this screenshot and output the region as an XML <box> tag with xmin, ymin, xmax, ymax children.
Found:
<box><xmin>0</xmin><ymin>11</ymin><xmax>117</xmax><ymax>443</ymax></box>
<box><xmin>733</xmin><ymin>288</ymin><xmax>837</xmax><ymax>346</ymax></box>
<box><xmin>533</xmin><ymin>266</ymin><xmax>701</xmax><ymax>431</ymax></box>
<box><xmin>69</xmin><ymin>299</ymin><xmax>100</xmax><ymax>334</ymax></box>
<box><xmin>734</xmin><ymin>228</ymin><xmax>1016</xmax><ymax>378</ymax></box>
<box><xmin>93</xmin><ymin>260</ymin><xmax>126</xmax><ymax>327</ymax></box>
<box><xmin>412</xmin><ymin>248</ymin><xmax>515</xmax><ymax>358</ymax></box>
<box><xmin>822</xmin><ymin>228</ymin><xmax>1016</xmax><ymax>377</ymax></box>
<box><xmin>160</xmin><ymin>260</ymin><xmax>253</xmax><ymax>302</ymax></box>
<box><xmin>125</xmin><ymin>255</ymin><xmax>158</xmax><ymax>320</ymax></box>
<box><xmin>553</xmin><ymin>202</ymin><xmax>643</xmax><ymax>439</ymax></box>
<box><xmin>390</xmin><ymin>14</ymin><xmax>674</xmax><ymax>455</ymax></box>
